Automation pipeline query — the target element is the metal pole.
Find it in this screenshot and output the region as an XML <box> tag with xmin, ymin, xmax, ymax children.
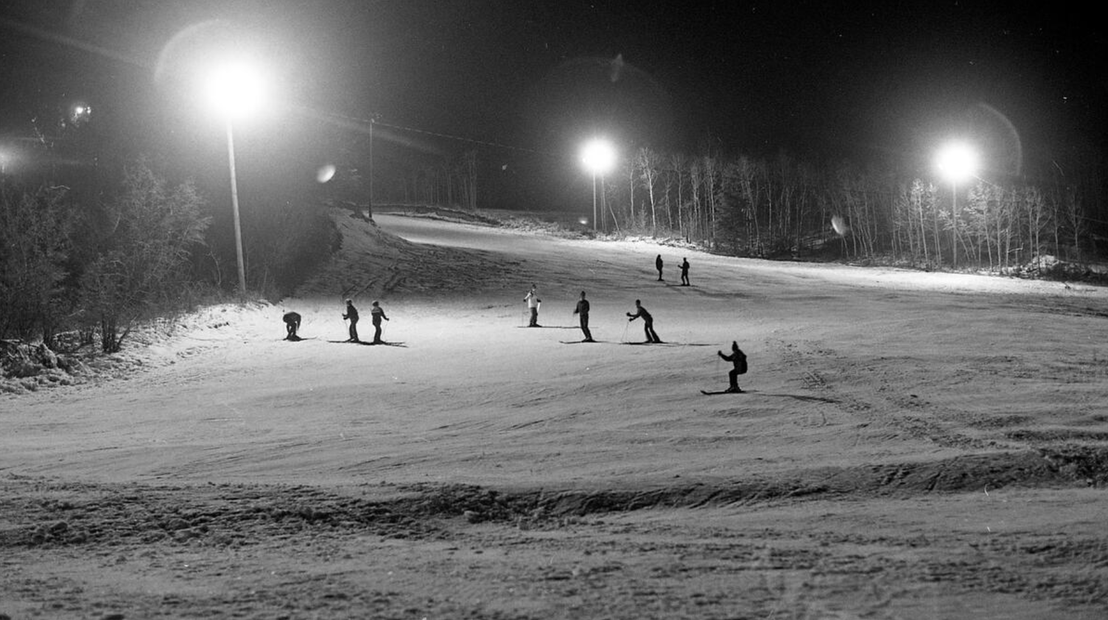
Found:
<box><xmin>952</xmin><ymin>181</ymin><xmax>958</xmax><ymax>268</ymax></box>
<box><xmin>369</xmin><ymin>118</ymin><xmax>374</xmax><ymax>213</ymax></box>
<box><xmin>600</xmin><ymin>174</ymin><xmax>607</xmax><ymax>232</ymax></box>
<box><xmin>226</xmin><ymin>119</ymin><xmax>247</xmax><ymax>297</ymax></box>
<box><xmin>591</xmin><ymin>172</ymin><xmax>597</xmax><ymax>232</ymax></box>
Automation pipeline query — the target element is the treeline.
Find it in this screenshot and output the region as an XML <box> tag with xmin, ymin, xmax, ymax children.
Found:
<box><xmin>592</xmin><ymin>147</ymin><xmax>1106</xmax><ymax>272</ymax></box>
<box><xmin>0</xmin><ymin>159</ymin><xmax>336</xmax><ymax>352</ymax></box>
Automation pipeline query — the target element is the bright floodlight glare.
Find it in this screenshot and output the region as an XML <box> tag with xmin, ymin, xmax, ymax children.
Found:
<box><xmin>581</xmin><ymin>139</ymin><xmax>616</xmax><ymax>175</ymax></box>
<box><xmin>206</xmin><ymin>61</ymin><xmax>266</xmax><ymax>119</ymax></box>
<box><xmin>936</xmin><ymin>142</ymin><xmax>978</xmax><ymax>183</ymax></box>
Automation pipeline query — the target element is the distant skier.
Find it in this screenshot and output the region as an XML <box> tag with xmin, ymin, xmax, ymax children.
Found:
<box><xmin>717</xmin><ymin>341</ymin><xmax>748</xmax><ymax>393</ymax></box>
<box><xmin>342</xmin><ymin>299</ymin><xmax>360</xmax><ymax>342</ymax></box>
<box><xmin>370</xmin><ymin>301</ymin><xmax>390</xmax><ymax>344</ymax></box>
<box><xmin>524</xmin><ymin>284</ymin><xmax>541</xmax><ymax>327</ymax></box>
<box><xmin>655</xmin><ymin>254</ymin><xmax>664</xmax><ymax>281</ymax></box>
<box><xmin>627</xmin><ymin>299</ymin><xmax>661</xmax><ymax>343</ymax></box>
<box><xmin>283</xmin><ymin>311</ymin><xmax>301</xmax><ymax>341</ymax></box>
<box><xmin>679</xmin><ymin>258</ymin><xmax>690</xmax><ymax>286</ymax></box>
<box><xmin>573</xmin><ymin>291</ymin><xmax>594</xmax><ymax>342</ymax></box>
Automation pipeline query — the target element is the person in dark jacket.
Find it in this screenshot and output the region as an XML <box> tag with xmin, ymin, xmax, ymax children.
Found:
<box><xmin>573</xmin><ymin>291</ymin><xmax>594</xmax><ymax>342</ymax></box>
<box><xmin>717</xmin><ymin>341</ymin><xmax>747</xmax><ymax>393</ymax></box>
<box><xmin>655</xmin><ymin>254</ymin><xmax>664</xmax><ymax>281</ymax></box>
<box><xmin>626</xmin><ymin>299</ymin><xmax>661</xmax><ymax>343</ymax></box>
<box><xmin>679</xmin><ymin>258</ymin><xmax>690</xmax><ymax>286</ymax></box>
<box><xmin>342</xmin><ymin>299</ymin><xmax>360</xmax><ymax>342</ymax></box>
<box><xmin>283</xmin><ymin>311</ymin><xmax>301</xmax><ymax>340</ymax></box>
<box><xmin>370</xmin><ymin>300</ymin><xmax>389</xmax><ymax>344</ymax></box>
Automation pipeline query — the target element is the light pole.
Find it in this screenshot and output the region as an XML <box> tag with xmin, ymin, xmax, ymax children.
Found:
<box><xmin>224</xmin><ymin>118</ymin><xmax>246</xmax><ymax>296</ymax></box>
<box><xmin>936</xmin><ymin>142</ymin><xmax>978</xmax><ymax>268</ymax></box>
<box><xmin>206</xmin><ymin>61</ymin><xmax>265</xmax><ymax>297</ymax></box>
<box><xmin>581</xmin><ymin>138</ymin><xmax>616</xmax><ymax>232</ymax></box>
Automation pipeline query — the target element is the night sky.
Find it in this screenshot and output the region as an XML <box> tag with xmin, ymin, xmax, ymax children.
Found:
<box><xmin>1</xmin><ymin>0</ymin><xmax>1104</xmax><ymax>195</ymax></box>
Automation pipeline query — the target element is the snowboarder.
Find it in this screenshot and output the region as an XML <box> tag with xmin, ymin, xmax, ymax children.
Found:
<box><xmin>524</xmin><ymin>284</ymin><xmax>541</xmax><ymax>327</ymax></box>
<box><xmin>370</xmin><ymin>300</ymin><xmax>389</xmax><ymax>344</ymax></box>
<box><xmin>655</xmin><ymin>254</ymin><xmax>664</xmax><ymax>281</ymax></box>
<box><xmin>717</xmin><ymin>341</ymin><xmax>747</xmax><ymax>393</ymax></box>
<box><xmin>627</xmin><ymin>299</ymin><xmax>661</xmax><ymax>343</ymax></box>
<box><xmin>283</xmin><ymin>311</ymin><xmax>301</xmax><ymax>341</ymax></box>
<box><xmin>342</xmin><ymin>299</ymin><xmax>360</xmax><ymax>342</ymax></box>
<box><xmin>679</xmin><ymin>258</ymin><xmax>690</xmax><ymax>286</ymax></box>
<box><xmin>573</xmin><ymin>291</ymin><xmax>594</xmax><ymax>342</ymax></box>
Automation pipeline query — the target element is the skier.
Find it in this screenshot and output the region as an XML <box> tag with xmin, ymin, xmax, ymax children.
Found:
<box><xmin>655</xmin><ymin>254</ymin><xmax>664</xmax><ymax>281</ymax></box>
<box><xmin>283</xmin><ymin>311</ymin><xmax>301</xmax><ymax>341</ymax></box>
<box><xmin>573</xmin><ymin>291</ymin><xmax>594</xmax><ymax>342</ymax></box>
<box><xmin>524</xmin><ymin>284</ymin><xmax>541</xmax><ymax>327</ymax></box>
<box><xmin>717</xmin><ymin>341</ymin><xmax>748</xmax><ymax>393</ymax></box>
<box><xmin>370</xmin><ymin>301</ymin><xmax>389</xmax><ymax>344</ymax></box>
<box><xmin>626</xmin><ymin>299</ymin><xmax>661</xmax><ymax>343</ymax></box>
<box><xmin>679</xmin><ymin>258</ymin><xmax>690</xmax><ymax>286</ymax></box>
<box><xmin>342</xmin><ymin>299</ymin><xmax>360</xmax><ymax>342</ymax></box>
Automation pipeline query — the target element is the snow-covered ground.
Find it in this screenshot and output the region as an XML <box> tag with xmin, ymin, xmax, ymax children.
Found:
<box><xmin>6</xmin><ymin>211</ymin><xmax>1105</xmax><ymax>487</ymax></box>
<box><xmin>3</xmin><ymin>210</ymin><xmax>1107</xmax><ymax>618</ymax></box>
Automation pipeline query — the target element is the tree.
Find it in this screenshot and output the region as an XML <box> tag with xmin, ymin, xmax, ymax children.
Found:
<box><xmin>79</xmin><ymin>160</ymin><xmax>209</xmax><ymax>352</ymax></box>
<box><xmin>0</xmin><ymin>184</ymin><xmax>73</xmax><ymax>344</ymax></box>
<box><xmin>636</xmin><ymin>147</ymin><xmax>662</xmax><ymax>236</ymax></box>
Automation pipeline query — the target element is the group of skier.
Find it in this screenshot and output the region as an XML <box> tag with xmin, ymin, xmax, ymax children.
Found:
<box><xmin>282</xmin><ymin>299</ymin><xmax>389</xmax><ymax>345</ymax></box>
<box><xmin>281</xmin><ymin>253</ymin><xmax>747</xmax><ymax>393</ymax></box>
<box><xmin>341</xmin><ymin>299</ymin><xmax>389</xmax><ymax>344</ymax></box>
<box><xmin>518</xmin><ymin>250</ymin><xmax>746</xmax><ymax>393</ymax></box>
<box><xmin>655</xmin><ymin>254</ymin><xmax>691</xmax><ymax>286</ymax></box>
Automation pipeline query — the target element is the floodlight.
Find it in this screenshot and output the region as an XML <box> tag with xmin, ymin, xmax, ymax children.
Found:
<box><xmin>206</xmin><ymin>60</ymin><xmax>266</xmax><ymax>120</ymax></box>
<box><xmin>581</xmin><ymin>138</ymin><xmax>616</xmax><ymax>176</ymax></box>
<box><xmin>936</xmin><ymin>142</ymin><xmax>978</xmax><ymax>184</ymax></box>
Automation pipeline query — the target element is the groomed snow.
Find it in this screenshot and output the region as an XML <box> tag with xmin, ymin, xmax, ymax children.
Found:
<box><xmin>4</xmin><ymin>211</ymin><xmax>1106</xmax><ymax>491</ymax></box>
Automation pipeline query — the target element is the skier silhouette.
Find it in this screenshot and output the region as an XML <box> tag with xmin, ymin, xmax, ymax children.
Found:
<box><xmin>679</xmin><ymin>258</ymin><xmax>690</xmax><ymax>286</ymax></box>
<box><xmin>573</xmin><ymin>291</ymin><xmax>594</xmax><ymax>342</ymax></box>
<box><xmin>370</xmin><ymin>301</ymin><xmax>389</xmax><ymax>344</ymax></box>
<box><xmin>342</xmin><ymin>299</ymin><xmax>360</xmax><ymax>342</ymax></box>
<box><xmin>283</xmin><ymin>311</ymin><xmax>301</xmax><ymax>341</ymax></box>
<box><xmin>627</xmin><ymin>299</ymin><xmax>661</xmax><ymax>343</ymax></box>
<box><xmin>655</xmin><ymin>254</ymin><xmax>664</xmax><ymax>281</ymax></box>
<box><xmin>717</xmin><ymin>341</ymin><xmax>748</xmax><ymax>393</ymax></box>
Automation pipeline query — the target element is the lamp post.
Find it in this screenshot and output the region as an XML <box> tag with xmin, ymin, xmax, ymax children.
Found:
<box><xmin>936</xmin><ymin>142</ymin><xmax>978</xmax><ymax>268</ymax></box>
<box><xmin>206</xmin><ymin>61</ymin><xmax>265</xmax><ymax>297</ymax></box>
<box><xmin>581</xmin><ymin>138</ymin><xmax>616</xmax><ymax>232</ymax></box>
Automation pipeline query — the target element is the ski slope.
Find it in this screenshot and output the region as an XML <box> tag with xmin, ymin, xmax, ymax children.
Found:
<box><xmin>3</xmin><ymin>211</ymin><xmax>1107</xmax><ymax>618</ymax></box>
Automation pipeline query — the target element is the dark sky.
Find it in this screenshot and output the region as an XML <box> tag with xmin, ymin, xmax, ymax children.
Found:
<box><xmin>1</xmin><ymin>0</ymin><xmax>1104</xmax><ymax>185</ymax></box>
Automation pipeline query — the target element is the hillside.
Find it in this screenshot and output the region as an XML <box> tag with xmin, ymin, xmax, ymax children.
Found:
<box><xmin>2</xmin><ymin>209</ymin><xmax>1107</xmax><ymax>619</ymax></box>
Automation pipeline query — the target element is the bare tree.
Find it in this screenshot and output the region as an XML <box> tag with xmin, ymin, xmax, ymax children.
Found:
<box><xmin>636</xmin><ymin>147</ymin><xmax>662</xmax><ymax>236</ymax></box>
<box><xmin>79</xmin><ymin>160</ymin><xmax>209</xmax><ymax>352</ymax></box>
<box><xmin>0</xmin><ymin>185</ymin><xmax>72</xmax><ymax>344</ymax></box>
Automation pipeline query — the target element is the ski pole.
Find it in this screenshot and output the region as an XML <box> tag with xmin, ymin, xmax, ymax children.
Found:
<box><xmin>620</xmin><ymin>319</ymin><xmax>630</xmax><ymax>343</ymax></box>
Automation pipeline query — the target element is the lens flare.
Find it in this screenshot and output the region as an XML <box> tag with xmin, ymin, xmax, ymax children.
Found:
<box><xmin>316</xmin><ymin>164</ymin><xmax>336</xmax><ymax>183</ymax></box>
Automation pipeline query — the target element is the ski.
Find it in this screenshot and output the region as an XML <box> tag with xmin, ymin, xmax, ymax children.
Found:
<box><xmin>701</xmin><ymin>389</ymin><xmax>743</xmax><ymax>395</ymax></box>
<box><xmin>326</xmin><ymin>339</ymin><xmax>405</xmax><ymax>347</ymax></box>
<box><xmin>559</xmin><ymin>340</ymin><xmax>601</xmax><ymax>344</ymax></box>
